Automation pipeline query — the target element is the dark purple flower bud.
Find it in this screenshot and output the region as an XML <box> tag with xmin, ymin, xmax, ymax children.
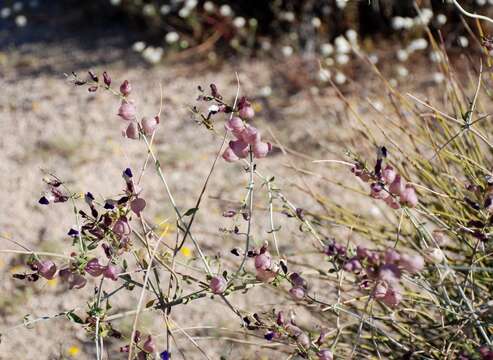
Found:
<box><xmin>67</xmin><ymin>228</ymin><xmax>79</xmax><ymax>237</ymax></box>
<box><xmin>36</xmin><ymin>260</ymin><xmax>57</xmax><ymax>279</ymax></box>
<box><xmin>103</xmin><ymin>265</ymin><xmax>119</xmax><ymax>281</ymax></box>
<box><xmin>103</xmin><ymin>71</ymin><xmax>111</xmax><ymax>86</ymax></box>
<box><xmin>264</xmin><ymin>331</ymin><xmax>275</xmax><ymax>341</ymax></box>
<box><xmin>289</xmin><ymin>272</ymin><xmax>306</xmax><ymax>288</ymax></box>
<box><xmin>131</xmin><ymin>198</ymin><xmax>146</xmax><ymax>216</ymax></box>
<box><xmin>88</xmin><ymin>70</ymin><xmax>98</xmax><ymax>82</ymax></box>
<box><xmin>38</xmin><ymin>196</ymin><xmax>50</xmax><ymax>205</ymax></box>
<box><xmin>276</xmin><ymin>311</ymin><xmax>285</xmax><ymax>325</ymax></box>
<box><xmin>356</xmin><ymin>246</ymin><xmax>369</xmax><ymax>259</ymax></box>
<box><xmin>85</xmin><ymin>258</ymin><xmax>105</xmax><ymax>277</ymax></box>
<box><xmin>143</xmin><ymin>335</ymin><xmax>156</xmax><ymax>353</ymax></box>
<box><xmin>210</xmin><ymin>276</ymin><xmax>227</xmax><ymax>294</ymax></box>
<box><xmin>120</xmin><ymin>80</ymin><xmax>132</xmax><ymax>96</ymax></box>
<box><xmin>104</xmin><ymin>201</ymin><xmax>115</xmax><ymax>210</ymax></box>
<box><xmin>123</xmin><ymin>167</ymin><xmax>133</xmax><ymax>179</ymax></box>
<box><xmin>160</xmin><ymin>351</ymin><xmax>170</xmax><ymax>360</ymax></box>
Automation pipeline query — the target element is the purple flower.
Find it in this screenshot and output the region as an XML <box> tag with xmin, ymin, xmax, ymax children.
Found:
<box><xmin>36</xmin><ymin>260</ymin><xmax>57</xmax><ymax>280</ymax></box>
<box><xmin>125</xmin><ymin>122</ymin><xmax>139</xmax><ymax>139</ymax></box>
<box><xmin>85</xmin><ymin>258</ymin><xmax>105</xmax><ymax>277</ymax></box>
<box><xmin>141</xmin><ymin>116</ymin><xmax>159</xmax><ymax>136</ymax></box>
<box><xmin>103</xmin><ymin>265</ymin><xmax>119</xmax><ymax>281</ymax></box>
<box><xmin>289</xmin><ymin>286</ymin><xmax>305</xmax><ymax>300</ymax></box>
<box><xmin>254</xmin><ymin>252</ymin><xmax>272</xmax><ymax>271</ymax></box>
<box><xmin>160</xmin><ymin>351</ymin><xmax>170</xmax><ymax>360</ymax></box>
<box><xmin>222</xmin><ymin>147</ymin><xmax>239</xmax><ymax>162</ymax></box>
<box><xmin>131</xmin><ymin>198</ymin><xmax>146</xmax><ymax>216</ymax></box>
<box><xmin>118</xmin><ymin>101</ymin><xmax>136</xmax><ymax>121</ymax></box>
<box><xmin>210</xmin><ymin>276</ymin><xmax>227</xmax><ymax>294</ymax></box>
<box><xmin>120</xmin><ymin>80</ymin><xmax>132</xmax><ymax>96</ymax></box>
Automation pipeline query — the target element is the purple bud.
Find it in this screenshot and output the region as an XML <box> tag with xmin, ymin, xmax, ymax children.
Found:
<box><xmin>254</xmin><ymin>252</ymin><xmax>272</xmax><ymax>271</ymax></box>
<box><xmin>343</xmin><ymin>258</ymin><xmax>362</xmax><ymax>272</ymax></box>
<box><xmin>143</xmin><ymin>336</ymin><xmax>156</xmax><ymax>353</ymax></box>
<box><xmin>36</xmin><ymin>260</ymin><xmax>57</xmax><ymax>280</ymax></box>
<box><xmin>160</xmin><ymin>351</ymin><xmax>170</xmax><ymax>360</ymax></box>
<box><xmin>125</xmin><ymin>122</ymin><xmax>139</xmax><ymax>139</ymax></box>
<box><xmin>384</xmin><ymin>249</ymin><xmax>401</xmax><ymax>264</ymax></box>
<box><xmin>103</xmin><ymin>71</ymin><xmax>111</xmax><ymax>86</ymax></box>
<box><xmin>289</xmin><ymin>286</ymin><xmax>305</xmax><ymax>300</ymax></box>
<box><xmin>378</xmin><ymin>264</ymin><xmax>401</xmax><ymax>284</ymax></box>
<box><xmin>381</xmin><ymin>285</ymin><xmax>402</xmax><ymax>307</ymax></box>
<box><xmin>264</xmin><ymin>332</ymin><xmax>275</xmax><ymax>341</ymax></box>
<box><xmin>372</xmin><ymin>282</ymin><xmax>388</xmax><ymax>299</ymax></box>
<box><xmin>239</xmin><ymin>105</ymin><xmax>255</xmax><ymax>119</ymax></box>
<box><xmin>210</xmin><ymin>276</ymin><xmax>227</xmax><ymax>294</ymax></box>
<box><xmin>118</xmin><ymin>101</ymin><xmax>137</xmax><ymax>121</ymax></box>
<box><xmin>120</xmin><ymin>80</ymin><xmax>132</xmax><ymax>96</ymax></box>
<box><xmin>276</xmin><ymin>311</ymin><xmax>285</xmax><ymax>325</ymax></box>
<box><xmin>289</xmin><ymin>272</ymin><xmax>306</xmax><ymax>288</ymax></box>
<box><xmin>356</xmin><ymin>246</ymin><xmax>369</xmax><ymax>259</ymax></box>
<box><xmin>85</xmin><ymin>258</ymin><xmax>105</xmax><ymax>277</ymax></box>
<box><xmin>141</xmin><ymin>116</ymin><xmax>159</xmax><ymax>136</ymax></box>
<box><xmin>131</xmin><ymin>198</ymin><xmax>146</xmax><ymax>216</ymax></box>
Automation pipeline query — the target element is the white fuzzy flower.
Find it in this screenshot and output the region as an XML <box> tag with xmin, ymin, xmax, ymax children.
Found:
<box><xmin>346</xmin><ymin>29</ymin><xmax>358</xmax><ymax>43</ymax></box>
<box><xmin>397</xmin><ymin>49</ymin><xmax>408</xmax><ymax>62</ymax></box>
<box><xmin>1</xmin><ymin>7</ymin><xmax>12</xmax><ymax>18</ymax></box>
<box><xmin>392</xmin><ymin>16</ymin><xmax>405</xmax><ymax>30</ymax></box>
<box><xmin>203</xmin><ymin>1</ymin><xmax>214</xmax><ymax>12</ymax></box>
<box><xmin>396</xmin><ymin>65</ymin><xmax>409</xmax><ymax>78</ymax></box>
<box><xmin>458</xmin><ymin>36</ymin><xmax>469</xmax><ymax>48</ymax></box>
<box><xmin>179</xmin><ymin>7</ymin><xmax>191</xmax><ymax>18</ymax></box>
<box><xmin>219</xmin><ymin>4</ymin><xmax>232</xmax><ymax>17</ymax></box>
<box><xmin>334</xmin><ymin>72</ymin><xmax>346</xmax><ymax>84</ymax></box>
<box><xmin>336</xmin><ymin>53</ymin><xmax>350</xmax><ymax>65</ymax></box>
<box><xmin>430</xmin><ymin>51</ymin><xmax>442</xmax><ymax>63</ymax></box>
<box><xmin>165</xmin><ymin>32</ymin><xmax>179</xmax><ymax>44</ymax></box>
<box><xmin>335</xmin><ymin>35</ymin><xmax>351</xmax><ymax>54</ymax></box>
<box><xmin>160</xmin><ymin>4</ymin><xmax>171</xmax><ymax>15</ymax></box>
<box><xmin>336</xmin><ymin>0</ymin><xmax>347</xmax><ymax>9</ymax></box>
<box><xmin>436</xmin><ymin>14</ymin><xmax>447</xmax><ymax>26</ymax></box>
<box><xmin>15</xmin><ymin>15</ymin><xmax>27</xmax><ymax>27</ymax></box>
<box><xmin>311</xmin><ymin>17</ymin><xmax>322</xmax><ymax>28</ymax></box>
<box><xmin>477</xmin><ymin>0</ymin><xmax>486</xmax><ymax>5</ymax></box>
<box><xmin>320</xmin><ymin>43</ymin><xmax>334</xmax><ymax>57</ymax></box>
<box><xmin>281</xmin><ymin>11</ymin><xmax>295</xmax><ymax>22</ymax></box>
<box><xmin>233</xmin><ymin>17</ymin><xmax>246</xmax><ymax>28</ymax></box>
<box><xmin>143</xmin><ymin>4</ymin><xmax>156</xmax><ymax>16</ymax></box>
<box><xmin>142</xmin><ymin>46</ymin><xmax>163</xmax><ymax>64</ymax></box>
<box><xmin>407</xmin><ymin>38</ymin><xmax>428</xmax><ymax>52</ymax></box>
<box><xmin>132</xmin><ymin>41</ymin><xmax>146</xmax><ymax>52</ymax></box>
<box><xmin>281</xmin><ymin>45</ymin><xmax>293</xmax><ymax>57</ymax></box>
<box><xmin>368</xmin><ymin>54</ymin><xmax>379</xmax><ymax>64</ymax></box>
<box><xmin>318</xmin><ymin>69</ymin><xmax>331</xmax><ymax>82</ymax></box>
<box><xmin>432</xmin><ymin>72</ymin><xmax>445</xmax><ymax>84</ymax></box>
<box><xmin>109</xmin><ymin>0</ymin><xmax>121</xmax><ymax>6</ymax></box>
<box><xmin>260</xmin><ymin>86</ymin><xmax>272</xmax><ymax>97</ymax></box>
<box><xmin>185</xmin><ymin>0</ymin><xmax>198</xmax><ymax>9</ymax></box>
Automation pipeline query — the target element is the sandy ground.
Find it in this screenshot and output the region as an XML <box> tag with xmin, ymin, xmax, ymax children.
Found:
<box><xmin>0</xmin><ymin>17</ymin><xmax>461</xmax><ymax>359</ymax></box>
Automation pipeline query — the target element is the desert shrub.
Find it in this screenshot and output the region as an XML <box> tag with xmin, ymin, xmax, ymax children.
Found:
<box><xmin>3</xmin><ymin>2</ymin><xmax>493</xmax><ymax>360</ymax></box>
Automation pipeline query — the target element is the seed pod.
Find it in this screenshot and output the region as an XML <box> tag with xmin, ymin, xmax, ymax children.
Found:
<box><xmin>131</xmin><ymin>198</ymin><xmax>146</xmax><ymax>216</ymax></box>
<box><xmin>141</xmin><ymin>116</ymin><xmax>159</xmax><ymax>136</ymax></box>
<box><xmin>254</xmin><ymin>252</ymin><xmax>272</xmax><ymax>271</ymax></box>
<box><xmin>253</xmin><ymin>141</ymin><xmax>271</xmax><ymax>158</ymax></box>
<box><xmin>125</xmin><ymin>122</ymin><xmax>139</xmax><ymax>139</ymax></box>
<box><xmin>118</xmin><ymin>101</ymin><xmax>136</xmax><ymax>121</ymax></box>
<box><xmin>289</xmin><ymin>286</ymin><xmax>305</xmax><ymax>300</ymax></box>
<box><xmin>389</xmin><ymin>175</ymin><xmax>405</xmax><ymax>196</ymax></box>
<box><xmin>382</xmin><ymin>165</ymin><xmax>396</xmax><ymax>184</ymax></box>
<box><xmin>36</xmin><ymin>260</ymin><xmax>57</xmax><ymax>280</ymax></box>
<box><xmin>239</xmin><ymin>105</ymin><xmax>255</xmax><ymax>119</ymax></box>
<box><xmin>85</xmin><ymin>258</ymin><xmax>105</xmax><ymax>277</ymax></box>
<box><xmin>400</xmin><ymin>185</ymin><xmax>418</xmax><ymax>208</ymax></box>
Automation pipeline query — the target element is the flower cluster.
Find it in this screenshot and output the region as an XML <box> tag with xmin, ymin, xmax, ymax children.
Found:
<box><xmin>325</xmin><ymin>241</ymin><xmax>425</xmax><ymax>307</ymax></box>
<box><xmin>352</xmin><ymin>150</ymin><xmax>418</xmax><ymax>209</ymax></box>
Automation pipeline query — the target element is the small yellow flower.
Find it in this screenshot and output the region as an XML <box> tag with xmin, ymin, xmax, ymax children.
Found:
<box><xmin>47</xmin><ymin>278</ymin><xmax>58</xmax><ymax>287</ymax></box>
<box><xmin>181</xmin><ymin>246</ymin><xmax>192</xmax><ymax>257</ymax></box>
<box><xmin>253</xmin><ymin>102</ymin><xmax>263</xmax><ymax>112</ymax></box>
<box><xmin>68</xmin><ymin>345</ymin><xmax>80</xmax><ymax>357</ymax></box>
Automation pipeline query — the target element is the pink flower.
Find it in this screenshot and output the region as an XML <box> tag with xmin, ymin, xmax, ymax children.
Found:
<box><xmin>225</xmin><ymin>116</ymin><xmax>245</xmax><ymax>136</ymax></box>
<box><xmin>399</xmin><ymin>254</ymin><xmax>424</xmax><ymax>274</ymax></box>
<box><xmin>370</xmin><ymin>183</ymin><xmax>389</xmax><ymax>200</ymax></box>
<box><xmin>289</xmin><ymin>286</ymin><xmax>305</xmax><ymax>300</ymax></box>
<box><xmin>389</xmin><ymin>175</ymin><xmax>405</xmax><ymax>196</ymax></box>
<box><xmin>378</xmin><ymin>264</ymin><xmax>401</xmax><ymax>284</ymax></box>
<box><xmin>372</xmin><ymin>282</ymin><xmax>388</xmax><ymax>299</ymax></box>
<box><xmin>120</xmin><ymin>80</ymin><xmax>132</xmax><ymax>96</ymax></box>
<box><xmin>125</xmin><ymin>122</ymin><xmax>139</xmax><ymax>139</ymax></box>
<box><xmin>113</xmin><ymin>217</ymin><xmax>131</xmax><ymax>238</ymax></box>
<box><xmin>384</xmin><ymin>249</ymin><xmax>401</xmax><ymax>264</ymax></box>
<box><xmin>400</xmin><ymin>184</ymin><xmax>418</xmax><ymax>208</ymax></box>
<box><xmin>118</xmin><ymin>101</ymin><xmax>136</xmax><ymax>121</ymax></box>
<box><xmin>382</xmin><ymin>165</ymin><xmax>397</xmax><ymax>184</ymax></box>
<box><xmin>381</xmin><ymin>285</ymin><xmax>402</xmax><ymax>307</ymax></box>
<box><xmin>85</xmin><ymin>258</ymin><xmax>105</xmax><ymax>277</ymax></box>
<box><xmin>239</xmin><ymin>105</ymin><xmax>255</xmax><ymax>119</ymax></box>
<box><xmin>240</xmin><ymin>125</ymin><xmax>260</xmax><ymax>144</ymax></box>
<box><xmin>142</xmin><ymin>336</ymin><xmax>156</xmax><ymax>353</ymax></box>
<box><xmin>210</xmin><ymin>276</ymin><xmax>227</xmax><ymax>294</ymax></box>
<box><xmin>343</xmin><ymin>257</ymin><xmax>362</xmax><ymax>272</ymax></box>
<box><xmin>103</xmin><ymin>265</ymin><xmax>119</xmax><ymax>281</ymax></box>
<box><xmin>222</xmin><ymin>147</ymin><xmax>239</xmax><ymax>162</ymax></box>
<box><xmin>254</xmin><ymin>252</ymin><xmax>272</xmax><ymax>271</ymax></box>
<box><xmin>229</xmin><ymin>139</ymin><xmax>249</xmax><ymax>158</ymax></box>
<box><xmin>36</xmin><ymin>260</ymin><xmax>57</xmax><ymax>280</ymax></box>
<box><xmin>317</xmin><ymin>350</ymin><xmax>333</xmax><ymax>360</ymax></box>
<box><xmin>253</xmin><ymin>141</ymin><xmax>271</xmax><ymax>158</ymax></box>
<box><xmin>141</xmin><ymin>116</ymin><xmax>159</xmax><ymax>136</ymax></box>
<box><xmin>384</xmin><ymin>196</ymin><xmax>400</xmax><ymax>209</ymax></box>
